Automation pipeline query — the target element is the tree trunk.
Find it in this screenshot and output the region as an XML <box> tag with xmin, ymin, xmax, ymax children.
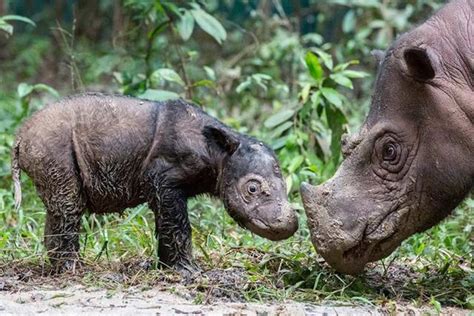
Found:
<box><xmin>0</xmin><ymin>0</ymin><xmax>7</xmax><ymax>16</ymax></box>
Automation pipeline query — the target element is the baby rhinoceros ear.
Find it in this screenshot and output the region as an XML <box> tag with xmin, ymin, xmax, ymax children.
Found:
<box><xmin>371</xmin><ymin>49</ymin><xmax>385</xmax><ymax>66</ymax></box>
<box><xmin>203</xmin><ymin>125</ymin><xmax>240</xmax><ymax>155</ymax></box>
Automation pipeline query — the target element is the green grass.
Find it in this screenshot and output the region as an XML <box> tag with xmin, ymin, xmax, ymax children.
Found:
<box><xmin>0</xmin><ymin>173</ymin><xmax>472</xmax><ymax>310</ymax></box>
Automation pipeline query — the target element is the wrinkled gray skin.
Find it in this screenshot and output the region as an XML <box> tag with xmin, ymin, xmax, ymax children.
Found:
<box><xmin>12</xmin><ymin>93</ymin><xmax>298</xmax><ymax>273</ymax></box>
<box><xmin>301</xmin><ymin>0</ymin><xmax>473</xmax><ymax>275</ymax></box>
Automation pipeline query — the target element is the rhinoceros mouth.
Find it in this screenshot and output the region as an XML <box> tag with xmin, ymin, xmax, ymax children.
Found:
<box><xmin>340</xmin><ymin>206</ymin><xmax>409</xmax><ymax>270</ymax></box>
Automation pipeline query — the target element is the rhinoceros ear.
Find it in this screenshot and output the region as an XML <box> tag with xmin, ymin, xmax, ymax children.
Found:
<box><xmin>371</xmin><ymin>49</ymin><xmax>385</xmax><ymax>66</ymax></box>
<box><xmin>403</xmin><ymin>47</ymin><xmax>436</xmax><ymax>81</ymax></box>
<box><xmin>203</xmin><ymin>125</ymin><xmax>240</xmax><ymax>155</ymax></box>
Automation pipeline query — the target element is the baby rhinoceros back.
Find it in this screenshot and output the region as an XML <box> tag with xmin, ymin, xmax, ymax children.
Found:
<box><xmin>11</xmin><ymin>93</ymin><xmax>298</xmax><ymax>274</ymax></box>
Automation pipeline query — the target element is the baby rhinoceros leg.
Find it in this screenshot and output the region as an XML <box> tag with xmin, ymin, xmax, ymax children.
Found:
<box><xmin>37</xmin><ymin>159</ymin><xmax>86</xmax><ymax>273</ymax></box>
<box><xmin>149</xmin><ymin>186</ymin><xmax>200</xmax><ymax>276</ymax></box>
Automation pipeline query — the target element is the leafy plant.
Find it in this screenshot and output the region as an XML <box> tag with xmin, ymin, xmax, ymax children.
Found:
<box><xmin>16</xmin><ymin>83</ymin><xmax>59</xmax><ymax>119</ymax></box>
<box><xmin>119</xmin><ymin>1</ymin><xmax>227</xmax><ymax>101</ymax></box>
<box><xmin>0</xmin><ymin>15</ymin><xmax>35</xmax><ymax>38</ymax></box>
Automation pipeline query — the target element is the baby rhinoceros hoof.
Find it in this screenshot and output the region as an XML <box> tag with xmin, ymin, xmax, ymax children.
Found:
<box><xmin>53</xmin><ymin>258</ymin><xmax>83</xmax><ymax>274</ymax></box>
<box><xmin>174</xmin><ymin>261</ymin><xmax>203</xmax><ymax>282</ymax></box>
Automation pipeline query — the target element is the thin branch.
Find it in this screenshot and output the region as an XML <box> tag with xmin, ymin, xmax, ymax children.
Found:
<box><xmin>144</xmin><ymin>19</ymin><xmax>171</xmax><ymax>78</ymax></box>
<box><xmin>162</xmin><ymin>11</ymin><xmax>193</xmax><ymax>100</ymax></box>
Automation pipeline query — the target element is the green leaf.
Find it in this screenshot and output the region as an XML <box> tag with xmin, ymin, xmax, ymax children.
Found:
<box><xmin>192</xmin><ymin>79</ymin><xmax>215</xmax><ymax>88</ymax></box>
<box><xmin>264</xmin><ymin>109</ymin><xmax>295</xmax><ymax>129</ymax></box>
<box><xmin>305</xmin><ymin>52</ymin><xmax>323</xmax><ymax>81</ymax></box>
<box><xmin>152</xmin><ymin>68</ymin><xmax>185</xmax><ymax>86</ymax></box>
<box><xmin>32</xmin><ymin>84</ymin><xmax>59</xmax><ymax>98</ymax></box>
<box><xmin>342</xmin><ymin>10</ymin><xmax>356</xmax><ymax>33</ymax></box>
<box><xmin>330</xmin><ymin>74</ymin><xmax>353</xmax><ymax>89</ymax></box>
<box><xmin>342</xmin><ymin>70</ymin><xmax>369</xmax><ymax>78</ymax></box>
<box><xmin>321</xmin><ymin>87</ymin><xmax>342</xmax><ymax>108</ymax></box>
<box><xmin>300</xmin><ymin>83</ymin><xmax>312</xmax><ymax>103</ymax></box>
<box><xmin>139</xmin><ymin>89</ymin><xmax>180</xmax><ymax>101</ymax></box>
<box><xmin>0</xmin><ymin>21</ymin><xmax>13</xmax><ymax>36</ymax></box>
<box><xmin>271</xmin><ymin>136</ymin><xmax>287</xmax><ymax>150</ymax></box>
<box><xmin>429</xmin><ymin>296</ymin><xmax>442</xmax><ymax>314</ymax></box>
<box><xmin>1</xmin><ymin>15</ymin><xmax>36</xmax><ymax>27</ymax></box>
<box><xmin>191</xmin><ymin>7</ymin><xmax>226</xmax><ymax>44</ymax></box>
<box><xmin>310</xmin><ymin>90</ymin><xmax>322</xmax><ymax>109</ymax></box>
<box><xmin>288</xmin><ymin>155</ymin><xmax>304</xmax><ymax>173</ymax></box>
<box><xmin>177</xmin><ymin>10</ymin><xmax>194</xmax><ymax>41</ymax></box>
<box><xmin>235</xmin><ymin>80</ymin><xmax>251</xmax><ymax>93</ymax></box>
<box><xmin>326</xmin><ymin>106</ymin><xmax>347</xmax><ymax>166</ymax></box>
<box><xmin>313</xmin><ymin>49</ymin><xmax>333</xmax><ymax>70</ymax></box>
<box><xmin>271</xmin><ymin>121</ymin><xmax>293</xmax><ymax>138</ymax></box>
<box><xmin>161</xmin><ymin>2</ymin><xmax>180</xmax><ymax>16</ymax></box>
<box><xmin>301</xmin><ymin>33</ymin><xmax>323</xmax><ymax>45</ymax></box>
<box><xmin>334</xmin><ymin>60</ymin><xmax>359</xmax><ymax>72</ymax></box>
<box><xmin>203</xmin><ymin>66</ymin><xmax>216</xmax><ymax>81</ymax></box>
<box><xmin>253</xmin><ymin>73</ymin><xmax>272</xmax><ymax>80</ymax></box>
<box><xmin>17</xmin><ymin>83</ymin><xmax>33</xmax><ymax>98</ymax></box>
<box><xmin>17</xmin><ymin>82</ymin><xmax>59</xmax><ymax>99</ymax></box>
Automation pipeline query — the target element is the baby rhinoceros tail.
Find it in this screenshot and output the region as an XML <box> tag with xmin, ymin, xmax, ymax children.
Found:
<box><xmin>11</xmin><ymin>138</ymin><xmax>22</xmax><ymax>211</ymax></box>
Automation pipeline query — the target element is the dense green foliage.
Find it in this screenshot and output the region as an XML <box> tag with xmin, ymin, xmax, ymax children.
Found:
<box><xmin>0</xmin><ymin>0</ymin><xmax>472</xmax><ymax>311</ymax></box>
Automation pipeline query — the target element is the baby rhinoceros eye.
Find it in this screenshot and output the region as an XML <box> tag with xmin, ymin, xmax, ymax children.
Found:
<box><xmin>247</xmin><ymin>181</ymin><xmax>260</xmax><ymax>195</ymax></box>
<box><xmin>382</xmin><ymin>142</ymin><xmax>398</xmax><ymax>161</ymax></box>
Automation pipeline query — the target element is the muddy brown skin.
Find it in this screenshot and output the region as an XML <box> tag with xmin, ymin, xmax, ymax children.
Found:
<box><xmin>301</xmin><ymin>0</ymin><xmax>473</xmax><ymax>275</ymax></box>
<box><xmin>11</xmin><ymin>93</ymin><xmax>298</xmax><ymax>273</ymax></box>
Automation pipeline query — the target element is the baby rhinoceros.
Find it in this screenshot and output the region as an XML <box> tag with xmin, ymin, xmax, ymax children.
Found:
<box><xmin>11</xmin><ymin>93</ymin><xmax>298</xmax><ymax>273</ymax></box>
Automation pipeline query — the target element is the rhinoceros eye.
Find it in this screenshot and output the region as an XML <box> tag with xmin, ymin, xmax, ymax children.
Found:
<box><xmin>372</xmin><ymin>132</ymin><xmax>411</xmax><ymax>181</ymax></box>
<box><xmin>382</xmin><ymin>142</ymin><xmax>398</xmax><ymax>161</ymax></box>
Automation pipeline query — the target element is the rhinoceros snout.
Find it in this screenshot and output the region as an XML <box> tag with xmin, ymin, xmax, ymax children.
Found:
<box><xmin>300</xmin><ymin>181</ymin><xmax>369</xmax><ymax>275</ymax></box>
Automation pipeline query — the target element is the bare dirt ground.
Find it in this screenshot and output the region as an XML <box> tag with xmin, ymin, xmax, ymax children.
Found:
<box><xmin>0</xmin><ymin>262</ymin><xmax>470</xmax><ymax>315</ymax></box>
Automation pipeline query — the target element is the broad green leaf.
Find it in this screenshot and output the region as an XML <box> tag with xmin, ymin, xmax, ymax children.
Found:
<box><xmin>112</xmin><ymin>72</ymin><xmax>124</xmax><ymax>84</ymax></box>
<box><xmin>253</xmin><ymin>73</ymin><xmax>272</xmax><ymax>80</ymax></box>
<box><xmin>310</xmin><ymin>90</ymin><xmax>322</xmax><ymax>109</ymax></box>
<box><xmin>0</xmin><ymin>21</ymin><xmax>13</xmax><ymax>36</ymax></box>
<box><xmin>330</xmin><ymin>74</ymin><xmax>353</xmax><ymax>89</ymax></box>
<box><xmin>465</xmin><ymin>198</ymin><xmax>474</xmax><ymax>208</ymax></box>
<box><xmin>355</xmin><ymin>27</ymin><xmax>372</xmax><ymax>41</ymax></box>
<box><xmin>368</xmin><ymin>19</ymin><xmax>387</xmax><ymax>29</ymax></box>
<box><xmin>33</xmin><ymin>84</ymin><xmax>59</xmax><ymax>98</ymax></box>
<box><xmin>1</xmin><ymin>15</ymin><xmax>36</xmax><ymax>27</ymax></box>
<box><xmin>264</xmin><ymin>109</ymin><xmax>295</xmax><ymax>129</ymax></box>
<box><xmin>271</xmin><ymin>136</ymin><xmax>287</xmax><ymax>150</ymax></box>
<box><xmin>301</xmin><ymin>33</ymin><xmax>323</xmax><ymax>45</ymax></box>
<box><xmin>139</xmin><ymin>89</ymin><xmax>180</xmax><ymax>101</ymax></box>
<box><xmin>203</xmin><ymin>66</ymin><xmax>216</xmax><ymax>81</ymax></box>
<box><xmin>192</xmin><ymin>79</ymin><xmax>215</xmax><ymax>88</ymax></box>
<box><xmin>351</xmin><ymin>0</ymin><xmax>380</xmax><ymax>8</ymax></box>
<box><xmin>271</xmin><ymin>121</ymin><xmax>293</xmax><ymax>138</ymax></box>
<box><xmin>313</xmin><ymin>49</ymin><xmax>333</xmax><ymax>70</ymax></box>
<box><xmin>255</xmin><ymin>80</ymin><xmax>268</xmax><ymax>92</ymax></box>
<box><xmin>235</xmin><ymin>80</ymin><xmax>251</xmax><ymax>93</ymax></box>
<box><xmin>161</xmin><ymin>2</ymin><xmax>180</xmax><ymax>16</ymax></box>
<box><xmin>305</xmin><ymin>52</ymin><xmax>323</xmax><ymax>81</ymax></box>
<box><xmin>342</xmin><ymin>70</ymin><xmax>369</xmax><ymax>78</ymax></box>
<box><xmin>177</xmin><ymin>10</ymin><xmax>194</xmax><ymax>41</ymax></box>
<box><xmin>342</xmin><ymin>10</ymin><xmax>356</xmax><ymax>33</ymax></box>
<box><xmin>321</xmin><ymin>87</ymin><xmax>342</xmax><ymax>108</ymax></box>
<box><xmin>17</xmin><ymin>83</ymin><xmax>33</xmax><ymax>98</ymax></box>
<box><xmin>191</xmin><ymin>7</ymin><xmax>226</xmax><ymax>44</ymax></box>
<box><xmin>288</xmin><ymin>155</ymin><xmax>304</xmax><ymax>173</ymax></box>
<box><xmin>326</xmin><ymin>106</ymin><xmax>347</xmax><ymax>166</ymax></box>
<box><xmin>334</xmin><ymin>60</ymin><xmax>359</xmax><ymax>72</ymax></box>
<box><xmin>152</xmin><ymin>68</ymin><xmax>185</xmax><ymax>86</ymax></box>
<box><xmin>300</xmin><ymin>83</ymin><xmax>312</xmax><ymax>103</ymax></box>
